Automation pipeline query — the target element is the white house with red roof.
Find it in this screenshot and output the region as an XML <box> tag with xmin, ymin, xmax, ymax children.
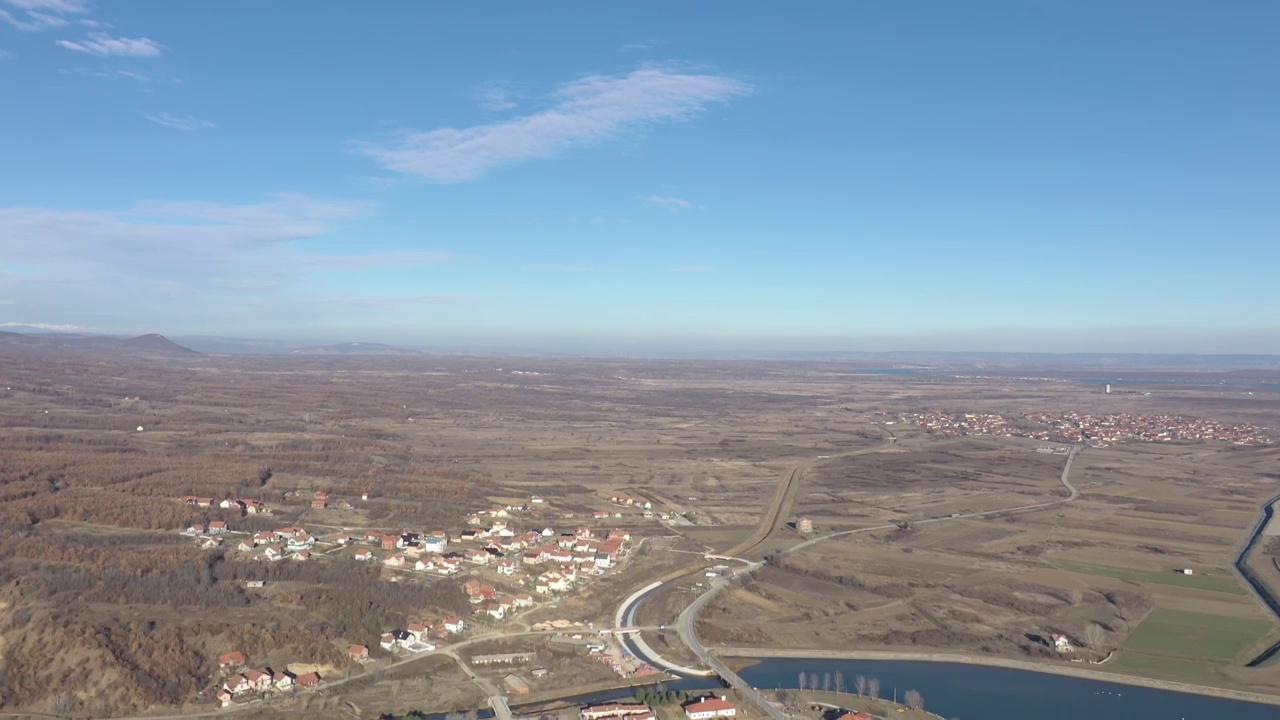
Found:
<box><xmin>683</xmin><ymin>697</ymin><xmax>736</xmax><ymax>719</ymax></box>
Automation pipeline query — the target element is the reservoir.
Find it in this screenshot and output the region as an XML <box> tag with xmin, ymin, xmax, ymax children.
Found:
<box><xmin>733</xmin><ymin>657</ymin><xmax>1280</xmax><ymax>720</ymax></box>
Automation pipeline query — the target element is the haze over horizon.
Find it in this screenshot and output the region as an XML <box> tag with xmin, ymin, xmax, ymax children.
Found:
<box><xmin>2</xmin><ymin>2</ymin><xmax>1277</xmax><ymax>353</ymax></box>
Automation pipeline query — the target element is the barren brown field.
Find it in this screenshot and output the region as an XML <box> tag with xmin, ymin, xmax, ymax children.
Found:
<box><xmin>2</xmin><ymin>345</ymin><xmax>1279</xmax><ymax>714</ymax></box>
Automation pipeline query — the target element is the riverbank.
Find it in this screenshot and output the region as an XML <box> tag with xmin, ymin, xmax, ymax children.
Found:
<box><xmin>720</xmin><ymin>647</ymin><xmax>1280</xmax><ymax>706</ymax></box>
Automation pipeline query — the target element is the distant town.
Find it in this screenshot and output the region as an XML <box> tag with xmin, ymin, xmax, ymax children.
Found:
<box><xmin>897</xmin><ymin>411</ymin><xmax>1273</xmax><ymax>447</ymax></box>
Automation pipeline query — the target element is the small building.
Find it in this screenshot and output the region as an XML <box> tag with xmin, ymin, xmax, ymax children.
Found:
<box><xmin>471</xmin><ymin>651</ymin><xmax>535</xmax><ymax>666</ymax></box>
<box><xmin>580</xmin><ymin>704</ymin><xmax>653</xmax><ymax>720</ymax></box>
<box><xmin>243</xmin><ymin>668</ymin><xmax>273</xmax><ymax>693</ymax></box>
<box><xmin>217</xmin><ymin>651</ymin><xmax>246</xmax><ymax>669</ymax></box>
<box><xmin>273</xmin><ymin>670</ymin><xmax>295</xmax><ymax>690</ymax></box>
<box><xmin>797</xmin><ymin>516</ymin><xmax>814</xmax><ymax>534</ymax></box>
<box><xmin>503</xmin><ymin>673</ymin><xmax>530</xmax><ymax>695</ymax></box>
<box><xmin>1176</xmin><ymin>568</ymin><xmax>1194</xmax><ymax>575</ymax></box>
<box><xmin>295</xmin><ymin>671</ymin><xmax>321</xmax><ymax>688</ymax></box>
<box><xmin>683</xmin><ymin>697</ymin><xmax>736</xmax><ymax>720</ymax></box>
<box><xmin>349</xmin><ymin>644</ymin><xmax>369</xmax><ymax>662</ymax></box>
<box><xmin>1052</xmin><ymin>633</ymin><xmax>1073</xmax><ymax>652</ymax></box>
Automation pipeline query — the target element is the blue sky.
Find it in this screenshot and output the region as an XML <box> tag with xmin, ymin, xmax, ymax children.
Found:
<box><xmin>1</xmin><ymin>1</ymin><xmax>1278</xmax><ymax>352</ymax></box>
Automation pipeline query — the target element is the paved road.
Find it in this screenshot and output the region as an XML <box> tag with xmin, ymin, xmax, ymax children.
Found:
<box><xmin>675</xmin><ymin>565</ymin><xmax>781</xmax><ymax>719</ymax></box>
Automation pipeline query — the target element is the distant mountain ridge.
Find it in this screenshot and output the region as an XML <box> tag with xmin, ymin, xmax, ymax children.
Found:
<box><xmin>0</xmin><ymin>332</ymin><xmax>197</xmax><ymax>356</ymax></box>
<box><xmin>121</xmin><ymin>333</ymin><xmax>197</xmax><ymax>354</ymax></box>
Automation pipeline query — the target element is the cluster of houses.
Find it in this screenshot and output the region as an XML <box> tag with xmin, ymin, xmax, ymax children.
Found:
<box><xmin>180</xmin><ymin>495</ymin><xmax>268</xmax><ymax>516</ymax></box>
<box><xmin>462</xmin><ymin>579</ymin><xmax>535</xmax><ymax>620</ymax></box>
<box><xmin>214</xmin><ymin>652</ymin><xmax>320</xmax><ymax>707</ymax></box>
<box><xmin>379</xmin><ymin>617</ymin><xmax>467</xmax><ymax>652</ymax></box>
<box><xmin>231</xmin><ymin>525</ymin><xmax>319</xmax><ymax>562</ymax></box>
<box><xmin>376</xmin><ymin>521</ymin><xmax>632</xmax><ymax>594</ymax></box>
<box><xmin>306</xmin><ymin>489</ymin><xmax>354</xmax><ymax>510</ymax></box>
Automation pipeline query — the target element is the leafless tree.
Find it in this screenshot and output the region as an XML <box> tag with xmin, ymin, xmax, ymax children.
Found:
<box><xmin>904</xmin><ymin>689</ymin><xmax>925</xmax><ymax>711</ymax></box>
<box><xmin>809</xmin><ymin>673</ymin><xmax>820</xmax><ymax>692</ymax></box>
<box><xmin>49</xmin><ymin>693</ymin><xmax>74</xmax><ymax>716</ymax></box>
<box><xmin>1084</xmin><ymin>622</ymin><xmax>1105</xmax><ymax>649</ymax></box>
<box><xmin>798</xmin><ymin>672</ymin><xmax>806</xmax><ymax>691</ymax></box>
<box><xmin>855</xmin><ymin>675</ymin><xmax>867</xmax><ymax>696</ymax></box>
<box><xmin>866</xmin><ymin>676</ymin><xmax>880</xmax><ymax>699</ymax></box>
<box><xmin>823</xmin><ymin>672</ymin><xmax>831</xmax><ymax>692</ymax></box>
<box><xmin>834</xmin><ymin>670</ymin><xmax>844</xmax><ymax>694</ymax></box>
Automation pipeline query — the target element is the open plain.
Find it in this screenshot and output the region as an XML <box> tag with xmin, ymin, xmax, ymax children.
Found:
<box><xmin>0</xmin><ymin>340</ymin><xmax>1278</xmax><ymax>716</ymax></box>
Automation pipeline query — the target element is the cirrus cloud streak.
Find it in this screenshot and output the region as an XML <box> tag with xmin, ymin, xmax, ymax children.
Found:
<box><xmin>355</xmin><ymin>67</ymin><xmax>751</xmax><ymax>182</ymax></box>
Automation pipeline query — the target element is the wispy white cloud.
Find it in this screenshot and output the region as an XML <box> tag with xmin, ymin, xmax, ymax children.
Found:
<box><xmin>354</xmin><ymin>67</ymin><xmax>752</xmax><ymax>182</ymax></box>
<box><xmin>645</xmin><ymin>194</ymin><xmax>695</xmax><ymax>211</ymax></box>
<box><xmin>77</xmin><ymin>17</ymin><xmax>103</xmax><ymax>27</ymax></box>
<box><xmin>144</xmin><ymin>112</ymin><xmax>214</xmax><ymax>131</ymax></box>
<box><xmin>0</xmin><ymin>196</ymin><xmax>480</xmax><ymax>333</ymax></box>
<box><xmin>335</xmin><ymin>293</ymin><xmax>475</xmax><ymax>307</ymax></box>
<box><xmin>529</xmin><ymin>264</ymin><xmax>597</xmax><ymax>272</ymax></box>
<box><xmin>0</xmin><ymin>0</ymin><xmax>85</xmax><ymax>31</ymax></box>
<box><xmin>0</xmin><ymin>8</ymin><xmax>66</xmax><ymax>30</ymax></box>
<box><xmin>0</xmin><ymin>195</ymin><xmax>375</xmax><ymax>276</ymax></box>
<box><xmin>65</xmin><ymin>67</ymin><xmax>151</xmax><ymax>82</ymax></box>
<box><xmin>0</xmin><ymin>322</ymin><xmax>84</xmax><ymax>331</ymax></box>
<box><xmin>56</xmin><ymin>32</ymin><xmax>163</xmax><ymax>57</ymax></box>
<box><xmin>4</xmin><ymin>0</ymin><xmax>89</xmax><ymax>12</ymax></box>
<box><xmin>472</xmin><ymin>80</ymin><xmax>519</xmax><ymax>111</ymax></box>
<box><xmin>619</xmin><ymin>39</ymin><xmax>666</xmax><ymax>53</ymax></box>
<box><xmin>305</xmin><ymin>250</ymin><xmax>449</xmax><ymax>271</ymax></box>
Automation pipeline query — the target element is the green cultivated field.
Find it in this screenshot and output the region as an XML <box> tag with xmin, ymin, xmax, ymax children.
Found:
<box><xmin>1055</xmin><ymin>561</ymin><xmax>1246</xmax><ymax>595</ymax></box>
<box><xmin>1126</xmin><ymin>609</ymin><xmax>1273</xmax><ymax>661</ymax></box>
<box><xmin>1109</xmin><ymin>652</ymin><xmax>1224</xmax><ymax>682</ymax></box>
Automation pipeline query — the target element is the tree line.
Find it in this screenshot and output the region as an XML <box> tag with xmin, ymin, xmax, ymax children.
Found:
<box><xmin>793</xmin><ymin>670</ymin><xmax>926</xmax><ymax>711</ymax></box>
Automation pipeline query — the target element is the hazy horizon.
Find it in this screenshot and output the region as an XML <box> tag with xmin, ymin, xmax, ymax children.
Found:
<box><xmin>8</xmin><ymin>324</ymin><xmax>1280</xmax><ymax>357</ymax></box>
<box><xmin>2</xmin><ymin>3</ymin><xmax>1277</xmax><ymax>352</ymax></box>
